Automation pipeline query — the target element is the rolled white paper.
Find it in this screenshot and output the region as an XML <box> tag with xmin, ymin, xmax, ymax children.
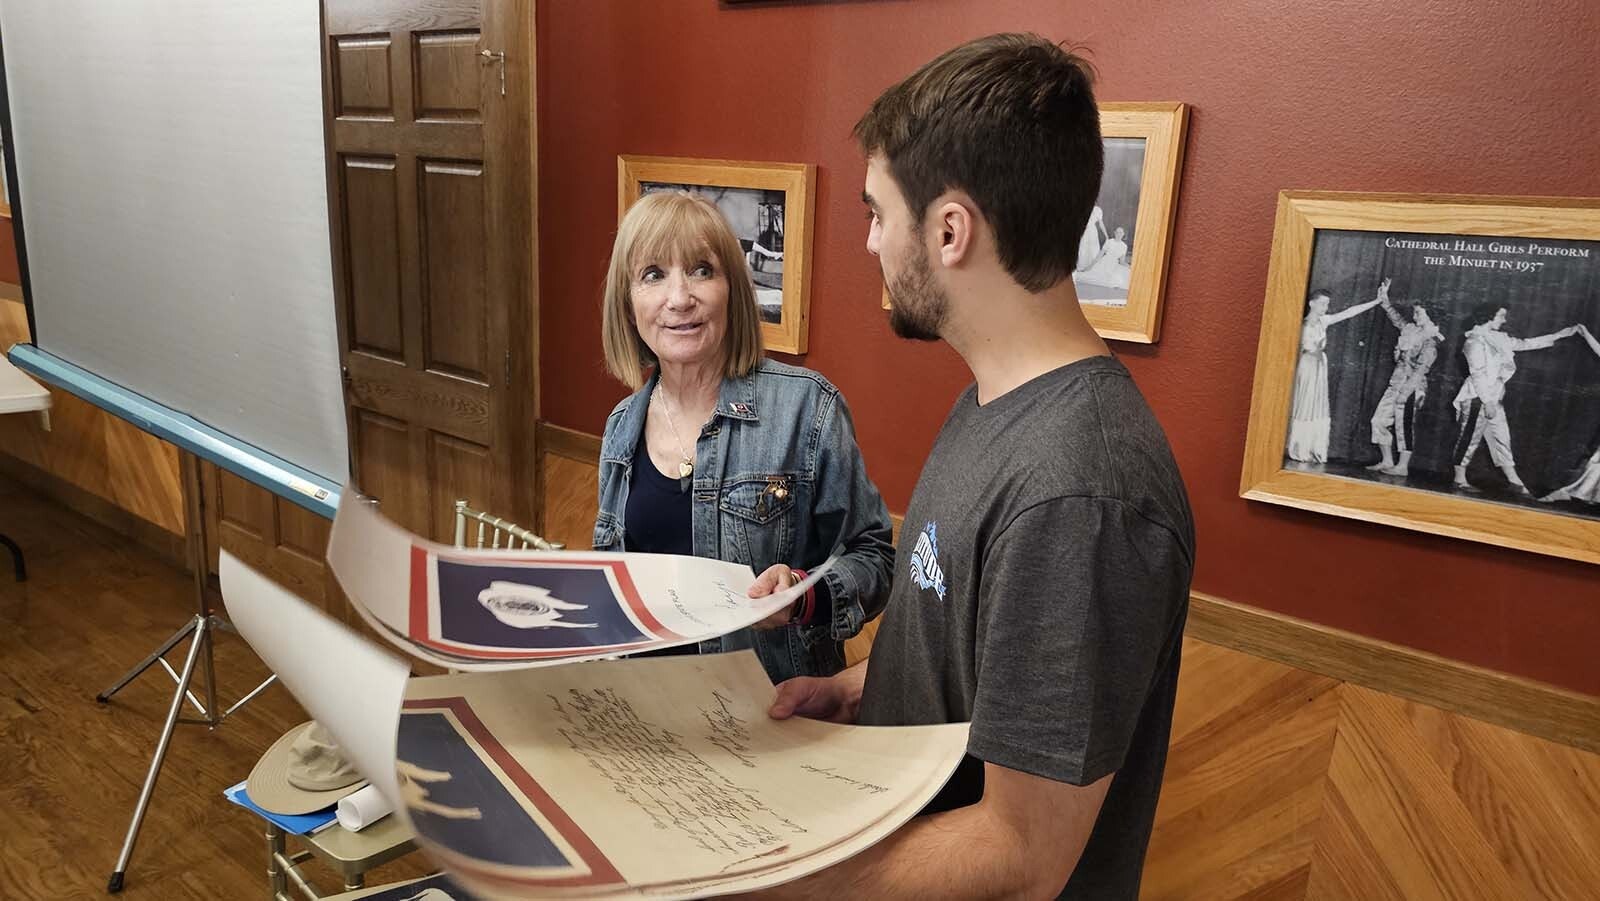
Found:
<box><xmin>336</xmin><ymin>783</ymin><xmax>394</xmax><ymax>832</ymax></box>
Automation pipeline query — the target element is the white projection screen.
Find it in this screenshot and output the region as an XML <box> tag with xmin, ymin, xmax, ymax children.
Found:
<box><xmin>1</xmin><ymin>0</ymin><xmax>349</xmax><ymax>483</ymax></box>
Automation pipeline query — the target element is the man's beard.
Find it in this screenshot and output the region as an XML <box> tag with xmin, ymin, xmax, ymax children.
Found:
<box><xmin>885</xmin><ymin>243</ymin><xmax>948</xmax><ymax>342</ymax></box>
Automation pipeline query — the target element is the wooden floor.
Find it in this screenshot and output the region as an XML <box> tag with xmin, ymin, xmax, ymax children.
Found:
<box><xmin>0</xmin><ymin>475</ymin><xmax>433</xmax><ymax>900</ymax></box>
<box><xmin>8</xmin><ymin>465</ymin><xmax>1600</xmax><ymax>900</ymax></box>
<box><xmin>1144</xmin><ymin>641</ymin><xmax>1600</xmax><ymax>900</ymax></box>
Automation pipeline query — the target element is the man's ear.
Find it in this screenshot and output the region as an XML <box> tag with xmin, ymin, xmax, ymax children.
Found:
<box><xmin>932</xmin><ymin>195</ymin><xmax>977</xmax><ymax>269</ymax></box>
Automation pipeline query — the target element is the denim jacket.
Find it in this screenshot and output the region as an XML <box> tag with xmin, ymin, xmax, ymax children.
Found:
<box><xmin>594</xmin><ymin>359</ymin><xmax>894</xmax><ymax>682</ymax></box>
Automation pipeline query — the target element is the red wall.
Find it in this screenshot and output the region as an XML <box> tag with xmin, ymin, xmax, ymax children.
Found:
<box><xmin>538</xmin><ymin>0</ymin><xmax>1600</xmax><ymax>694</ymax></box>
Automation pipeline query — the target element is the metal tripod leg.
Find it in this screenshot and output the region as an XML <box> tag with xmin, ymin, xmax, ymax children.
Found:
<box><xmin>96</xmin><ymin>617</ymin><xmax>199</xmax><ymax>705</ymax></box>
<box><xmin>99</xmin><ymin>452</ymin><xmax>280</xmax><ymax>891</ymax></box>
<box><xmin>107</xmin><ymin>613</ymin><xmax>209</xmax><ymax>894</ymax></box>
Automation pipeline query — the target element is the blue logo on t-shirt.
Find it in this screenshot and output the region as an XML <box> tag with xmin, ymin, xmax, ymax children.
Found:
<box><xmin>910</xmin><ymin>521</ymin><xmax>946</xmax><ymax>602</ymax></box>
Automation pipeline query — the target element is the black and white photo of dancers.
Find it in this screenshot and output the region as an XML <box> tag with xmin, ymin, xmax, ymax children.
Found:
<box><xmin>1283</xmin><ymin>229</ymin><xmax>1600</xmax><ymax>518</ymax></box>
<box><xmin>1072</xmin><ymin>137</ymin><xmax>1146</xmax><ymax>306</ymax></box>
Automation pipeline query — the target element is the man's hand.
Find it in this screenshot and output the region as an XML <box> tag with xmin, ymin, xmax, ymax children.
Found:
<box><xmin>769</xmin><ymin>668</ymin><xmax>865</xmax><ymax>724</ymax></box>
<box><xmin>732</xmin><ymin>760</ymin><xmax>1112</xmax><ymax>898</ymax></box>
<box><xmin>746</xmin><ymin>564</ymin><xmax>800</xmax><ymax>630</ymax></box>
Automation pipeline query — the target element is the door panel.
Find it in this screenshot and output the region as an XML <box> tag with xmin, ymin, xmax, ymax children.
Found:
<box><xmin>350</xmin><ymin>406</ymin><xmax>416</xmax><ymax>525</ymax></box>
<box><xmin>427</xmin><ymin>432</ymin><xmax>492</xmax><ymax>541</ymax></box>
<box><xmin>342</xmin><ymin>156</ymin><xmax>406</xmax><ymax>360</ymax></box>
<box><xmin>331</xmin><ymin>36</ymin><xmax>393</xmax><ymax>118</ymax></box>
<box><xmin>414</xmin><ymin>31</ymin><xmax>483</xmax><ymax>122</ymax></box>
<box><xmin>420</xmin><ymin>159</ymin><xmax>487</xmax><ymax>379</ymax></box>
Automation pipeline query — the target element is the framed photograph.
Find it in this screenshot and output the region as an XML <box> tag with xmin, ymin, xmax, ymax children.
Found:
<box><xmin>1073</xmin><ymin>102</ymin><xmax>1188</xmax><ymax>343</ymax></box>
<box><xmin>619</xmin><ymin>155</ymin><xmax>816</xmax><ymax>355</ymax></box>
<box><xmin>1240</xmin><ymin>192</ymin><xmax>1600</xmax><ymax>564</ymax></box>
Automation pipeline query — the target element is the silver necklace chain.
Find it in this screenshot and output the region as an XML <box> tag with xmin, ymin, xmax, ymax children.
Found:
<box><xmin>654</xmin><ymin>384</ymin><xmax>696</xmax><ymax>480</ymax></box>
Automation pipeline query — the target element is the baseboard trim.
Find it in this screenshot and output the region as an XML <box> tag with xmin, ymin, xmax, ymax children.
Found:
<box><xmin>1187</xmin><ymin>591</ymin><xmax>1600</xmax><ymax>754</ymax></box>
<box><xmin>0</xmin><ymin>452</ymin><xmax>187</xmax><ymax>572</ymax></box>
<box><xmin>537</xmin><ymin>420</ymin><xmax>601</xmax><ymax>463</ymax></box>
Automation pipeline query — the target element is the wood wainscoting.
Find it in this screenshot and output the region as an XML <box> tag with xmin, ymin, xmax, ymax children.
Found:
<box><xmin>2</xmin><ymin>293</ymin><xmax>185</xmax><ymax>558</ymax></box>
<box><xmin>535</xmin><ymin>418</ymin><xmax>1600</xmax><ymax>900</ymax></box>
<box><xmin>536</xmin><ymin>421</ymin><xmax>605</xmax><ymax>550</ymax></box>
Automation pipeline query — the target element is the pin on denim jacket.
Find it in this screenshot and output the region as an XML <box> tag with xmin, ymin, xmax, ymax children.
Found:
<box><xmin>593</xmin><ymin>359</ymin><xmax>894</xmax><ymax>683</ymax></box>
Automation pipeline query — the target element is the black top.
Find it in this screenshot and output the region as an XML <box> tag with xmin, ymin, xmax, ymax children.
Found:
<box><xmin>624</xmin><ymin>433</ymin><xmax>693</xmax><ymax>556</ymax></box>
<box><xmin>626</xmin><ymin>432</ymin><xmax>698</xmax><ymax>658</ymax></box>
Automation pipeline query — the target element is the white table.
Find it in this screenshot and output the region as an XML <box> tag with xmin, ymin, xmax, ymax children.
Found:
<box><xmin>0</xmin><ymin>347</ymin><xmax>49</xmax><ymax>417</ymax></box>
<box><xmin>0</xmin><ymin>347</ymin><xmax>50</xmax><ymax>581</ymax></box>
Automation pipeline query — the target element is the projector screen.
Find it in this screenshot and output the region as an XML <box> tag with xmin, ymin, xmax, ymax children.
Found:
<box><xmin>1</xmin><ymin>0</ymin><xmax>349</xmax><ymax>483</ymax></box>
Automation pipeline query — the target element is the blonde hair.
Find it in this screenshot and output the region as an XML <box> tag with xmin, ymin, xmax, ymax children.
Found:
<box><xmin>601</xmin><ymin>191</ymin><xmax>764</xmax><ymax>389</ymax></box>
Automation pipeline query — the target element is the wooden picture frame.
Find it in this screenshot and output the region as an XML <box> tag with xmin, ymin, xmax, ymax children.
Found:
<box><xmin>1240</xmin><ymin>191</ymin><xmax>1600</xmax><ymax>564</ymax></box>
<box><xmin>619</xmin><ymin>155</ymin><xmax>816</xmax><ymax>355</ymax></box>
<box><xmin>873</xmin><ymin>103</ymin><xmax>1188</xmax><ymax>342</ymax></box>
<box><xmin>1075</xmin><ymin>102</ymin><xmax>1188</xmax><ymax>343</ymax></box>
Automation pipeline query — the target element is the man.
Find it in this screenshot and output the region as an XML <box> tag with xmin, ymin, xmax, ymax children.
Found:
<box><xmin>1451</xmin><ymin>304</ymin><xmax>1582</xmax><ymax>494</ymax></box>
<box><xmin>1366</xmin><ymin>279</ymin><xmax>1443</xmax><ymax>477</ymax></box>
<box><xmin>749</xmin><ymin>34</ymin><xmax>1194</xmax><ymax>899</ymax></box>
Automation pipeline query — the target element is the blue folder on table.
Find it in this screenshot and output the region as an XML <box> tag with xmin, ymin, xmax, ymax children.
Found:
<box><xmin>223</xmin><ymin>780</ymin><xmax>338</xmax><ymax>835</ymax></box>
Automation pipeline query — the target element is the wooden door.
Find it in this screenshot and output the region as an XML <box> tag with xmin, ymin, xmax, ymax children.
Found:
<box><xmin>324</xmin><ymin>0</ymin><xmax>536</xmax><ymax>540</ymax></box>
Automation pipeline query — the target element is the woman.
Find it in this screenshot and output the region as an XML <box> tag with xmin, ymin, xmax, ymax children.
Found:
<box><xmin>1075</xmin><ymin>204</ymin><xmax>1106</xmax><ymax>272</ymax></box>
<box><xmin>1076</xmin><ymin>225</ymin><xmax>1131</xmax><ymax>290</ymax></box>
<box><xmin>594</xmin><ymin>191</ymin><xmax>894</xmax><ymax>682</ymax></box>
<box><xmin>1286</xmin><ymin>281</ymin><xmax>1387</xmax><ymax>463</ymax></box>
<box><xmin>1540</xmin><ymin>324</ymin><xmax>1600</xmax><ymax>504</ymax></box>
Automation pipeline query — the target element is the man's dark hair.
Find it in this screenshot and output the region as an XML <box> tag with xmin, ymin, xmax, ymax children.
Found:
<box><xmin>854</xmin><ymin>33</ymin><xmax>1102</xmax><ymax>292</ymax></box>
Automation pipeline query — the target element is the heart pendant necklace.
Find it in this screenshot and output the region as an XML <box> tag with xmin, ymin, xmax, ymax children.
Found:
<box><xmin>655</xmin><ymin>384</ymin><xmax>696</xmax><ymax>491</ymax></box>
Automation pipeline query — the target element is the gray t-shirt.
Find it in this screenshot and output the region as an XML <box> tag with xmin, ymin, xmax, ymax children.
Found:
<box><xmin>859</xmin><ymin>355</ymin><xmax>1194</xmax><ymax>900</ymax></box>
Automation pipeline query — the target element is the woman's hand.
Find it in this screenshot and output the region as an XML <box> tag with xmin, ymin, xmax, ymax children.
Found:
<box><xmin>747</xmin><ymin>564</ymin><xmax>800</xmax><ymax>630</ymax></box>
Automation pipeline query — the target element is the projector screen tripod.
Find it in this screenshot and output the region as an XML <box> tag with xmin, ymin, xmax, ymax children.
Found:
<box><xmin>96</xmin><ymin>453</ymin><xmax>277</xmax><ymax>894</ymax></box>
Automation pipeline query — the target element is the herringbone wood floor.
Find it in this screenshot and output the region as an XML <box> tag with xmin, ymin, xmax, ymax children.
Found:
<box><xmin>1145</xmin><ymin>643</ymin><xmax>1600</xmax><ymax>900</ymax></box>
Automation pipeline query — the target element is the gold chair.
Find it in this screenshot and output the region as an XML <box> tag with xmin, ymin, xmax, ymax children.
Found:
<box><xmin>451</xmin><ymin>499</ymin><xmax>564</xmax><ymax>550</ymax></box>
